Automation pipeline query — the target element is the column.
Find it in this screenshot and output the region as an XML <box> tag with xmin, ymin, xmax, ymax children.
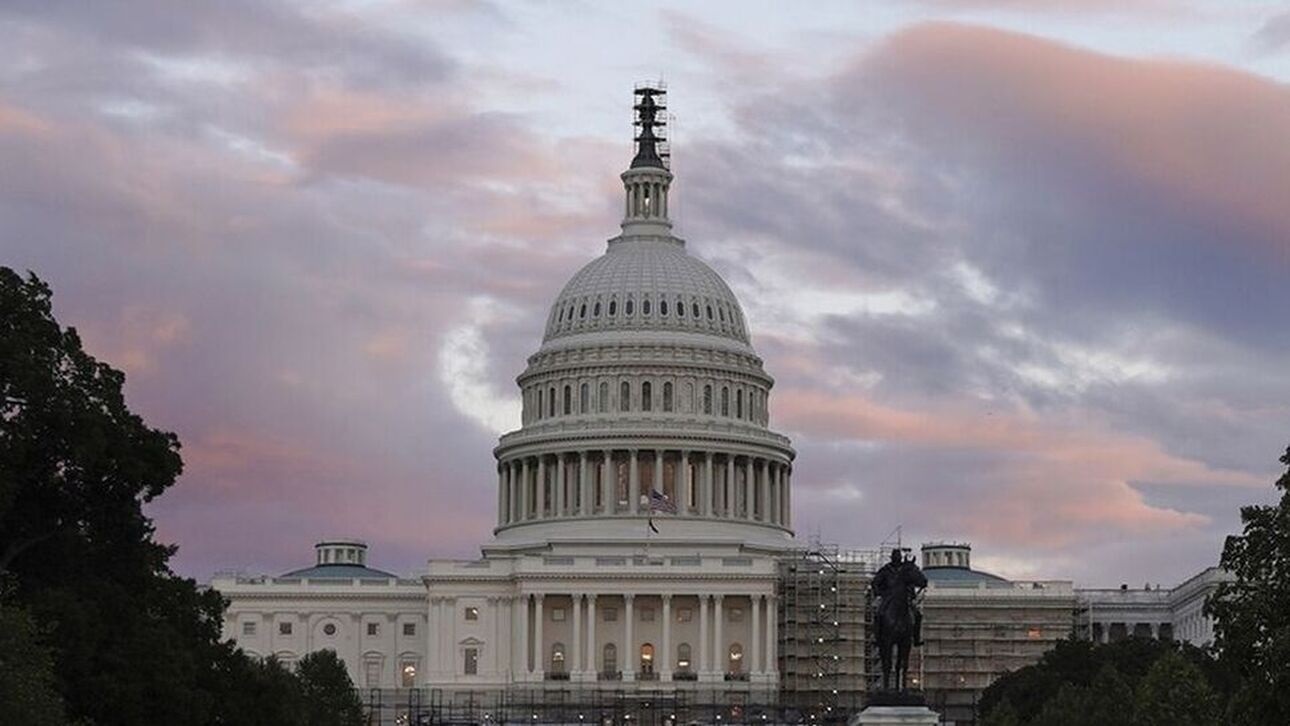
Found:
<box><xmin>703</xmin><ymin>453</ymin><xmax>714</xmax><ymax>517</ymax></box>
<box><xmin>572</xmin><ymin>594</ymin><xmax>583</xmax><ymax>676</ymax></box>
<box><xmin>427</xmin><ymin>596</ymin><xmax>440</xmax><ymax>678</ymax></box>
<box><xmin>679</xmin><ymin>450</ymin><xmax>691</xmax><ymax>515</ymax></box>
<box><xmin>661</xmin><ymin>594</ymin><xmax>673</xmax><ymax>681</ymax></box>
<box><xmin>628</xmin><ymin>450</ymin><xmax>640</xmax><ymax>515</ymax></box>
<box><xmin>579</xmin><ymin>452</ymin><xmax>590</xmax><ymax>516</ymax></box>
<box><xmin>624</xmin><ymin>594</ymin><xmax>636</xmax><ymax>680</ymax></box>
<box><xmin>751</xmin><ymin>595</ymin><xmax>762</xmax><ymax>675</ymax></box>
<box><xmin>521</xmin><ymin>459</ymin><xmax>531</xmax><ymax>520</ymax></box>
<box><xmin>654</xmin><ymin>449</ymin><xmax>663</xmax><ymax>495</ymax></box>
<box><xmin>509</xmin><ymin>462</ymin><xmax>519</xmax><ymax>522</ymax></box>
<box><xmin>536</xmin><ymin>457</ymin><xmax>547</xmax><ymax>519</ymax></box>
<box><xmin>586</xmin><ymin>594</ymin><xmax>598</xmax><ymax>680</ymax></box>
<box><xmin>766</xmin><ymin>595</ymin><xmax>778</xmax><ymax>678</ymax></box>
<box><xmin>713</xmin><ymin>595</ymin><xmax>724</xmax><ymax>678</ymax></box>
<box><xmin>745</xmin><ymin>457</ymin><xmax>755</xmax><ymax>520</ymax></box>
<box><xmin>767</xmin><ymin>463</ymin><xmax>777</xmax><ymax>524</ymax></box>
<box><xmin>784</xmin><ymin>467</ymin><xmax>792</xmax><ymax>528</ymax></box>
<box><xmin>497</xmin><ymin>466</ymin><xmax>506</xmax><ymax>525</ymax></box>
<box><xmin>699</xmin><ymin>594</ymin><xmax>710</xmax><ymax>678</ymax></box>
<box><xmin>555</xmin><ymin>454</ymin><xmax>566</xmax><ymax>516</ymax></box>
<box><xmin>519</xmin><ymin>594</ymin><xmax>530</xmax><ymax>675</ymax></box>
<box><xmin>725</xmin><ymin>456</ymin><xmax>735</xmax><ymax>517</ymax></box>
<box><xmin>512</xmin><ymin>595</ymin><xmax>526</xmax><ymax>677</ymax></box>
<box><xmin>758</xmin><ymin>460</ymin><xmax>770</xmax><ymax>523</ymax></box>
<box><xmin>533</xmin><ymin>594</ymin><xmax>545</xmax><ymax>679</ymax></box>
<box><xmin>601</xmin><ymin>449</ymin><xmax>613</xmax><ymax>514</ymax></box>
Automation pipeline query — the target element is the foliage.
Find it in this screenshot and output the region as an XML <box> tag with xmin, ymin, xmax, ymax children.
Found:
<box><xmin>0</xmin><ymin>268</ymin><xmax>349</xmax><ymax>724</ymax></box>
<box><xmin>1134</xmin><ymin>650</ymin><xmax>1219</xmax><ymax>726</ymax></box>
<box><xmin>1206</xmin><ymin>444</ymin><xmax>1290</xmax><ymax>724</ymax></box>
<box><xmin>0</xmin><ymin>600</ymin><xmax>66</xmax><ymax>726</ymax></box>
<box><xmin>297</xmin><ymin>650</ymin><xmax>366</xmax><ymax>726</ymax></box>
<box><xmin>979</xmin><ymin>697</ymin><xmax>1020</xmax><ymax>726</ymax></box>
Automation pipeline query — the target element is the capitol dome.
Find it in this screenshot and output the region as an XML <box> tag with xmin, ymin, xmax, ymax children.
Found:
<box><xmin>489</xmin><ymin>86</ymin><xmax>795</xmax><ymax>551</ymax></box>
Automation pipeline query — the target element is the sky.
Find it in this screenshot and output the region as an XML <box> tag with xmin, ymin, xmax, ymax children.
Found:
<box><xmin>3</xmin><ymin>0</ymin><xmax>1289</xmax><ymax>586</ymax></box>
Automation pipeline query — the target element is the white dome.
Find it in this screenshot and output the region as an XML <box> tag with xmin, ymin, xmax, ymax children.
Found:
<box><xmin>542</xmin><ymin>237</ymin><xmax>751</xmax><ymax>348</ymax></box>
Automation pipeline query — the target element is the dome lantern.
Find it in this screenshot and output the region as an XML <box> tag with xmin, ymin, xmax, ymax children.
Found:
<box><xmin>621</xmin><ymin>83</ymin><xmax>673</xmax><ymax>238</ymax></box>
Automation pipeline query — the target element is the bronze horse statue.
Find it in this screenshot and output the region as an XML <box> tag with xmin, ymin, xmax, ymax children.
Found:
<box><xmin>871</xmin><ymin>549</ymin><xmax>927</xmax><ymax>691</ymax></box>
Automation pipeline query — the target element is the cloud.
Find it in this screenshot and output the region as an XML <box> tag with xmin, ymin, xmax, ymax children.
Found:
<box><xmin>1251</xmin><ymin>11</ymin><xmax>1290</xmax><ymax>54</ymax></box>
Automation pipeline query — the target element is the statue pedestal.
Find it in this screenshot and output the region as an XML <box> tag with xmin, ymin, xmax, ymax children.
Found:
<box><xmin>848</xmin><ymin>691</ymin><xmax>937</xmax><ymax>726</ymax></box>
<box><xmin>847</xmin><ymin>706</ymin><xmax>939</xmax><ymax>726</ymax></box>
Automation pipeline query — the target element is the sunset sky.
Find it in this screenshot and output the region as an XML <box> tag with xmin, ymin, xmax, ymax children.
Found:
<box><xmin>4</xmin><ymin>1</ymin><xmax>1289</xmax><ymax>586</ymax></box>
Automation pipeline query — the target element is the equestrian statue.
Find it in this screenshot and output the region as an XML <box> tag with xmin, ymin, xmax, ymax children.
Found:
<box><xmin>870</xmin><ymin>548</ymin><xmax>927</xmax><ymax>693</ymax></box>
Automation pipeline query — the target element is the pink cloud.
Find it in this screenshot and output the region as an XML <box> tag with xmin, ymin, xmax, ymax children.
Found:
<box><xmin>854</xmin><ymin>22</ymin><xmax>1290</xmax><ymax>258</ymax></box>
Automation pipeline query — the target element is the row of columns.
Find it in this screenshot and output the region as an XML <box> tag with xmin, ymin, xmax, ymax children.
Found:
<box><xmin>497</xmin><ymin>450</ymin><xmax>791</xmax><ymax>528</ymax></box>
<box><xmin>513</xmin><ymin>592</ymin><xmax>777</xmax><ymax>682</ymax></box>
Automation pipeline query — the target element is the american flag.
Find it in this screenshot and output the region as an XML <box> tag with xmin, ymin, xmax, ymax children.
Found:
<box><xmin>649</xmin><ymin>490</ymin><xmax>677</xmax><ymax>514</ymax></box>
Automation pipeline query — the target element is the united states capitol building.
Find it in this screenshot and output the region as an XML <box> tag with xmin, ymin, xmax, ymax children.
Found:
<box><xmin>210</xmin><ymin>88</ymin><xmax>1228</xmax><ymax>725</ymax></box>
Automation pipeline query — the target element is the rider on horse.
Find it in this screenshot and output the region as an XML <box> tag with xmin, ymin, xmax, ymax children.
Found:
<box><xmin>872</xmin><ymin>548</ymin><xmax>927</xmax><ymax>648</ymax></box>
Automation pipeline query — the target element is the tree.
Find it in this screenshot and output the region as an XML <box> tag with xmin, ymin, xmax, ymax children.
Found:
<box><xmin>0</xmin><ymin>600</ymin><xmax>66</xmax><ymax>726</ymax></box>
<box><xmin>1206</xmin><ymin>444</ymin><xmax>1290</xmax><ymax>724</ymax></box>
<box><xmin>1134</xmin><ymin>650</ymin><xmax>1219</xmax><ymax>726</ymax></box>
<box><xmin>297</xmin><ymin>650</ymin><xmax>365</xmax><ymax>726</ymax></box>
<box><xmin>0</xmin><ymin>268</ymin><xmax>298</xmax><ymax>724</ymax></box>
<box><xmin>1087</xmin><ymin>663</ymin><xmax>1135</xmax><ymax>726</ymax></box>
<box><xmin>979</xmin><ymin>697</ymin><xmax>1021</xmax><ymax>726</ymax></box>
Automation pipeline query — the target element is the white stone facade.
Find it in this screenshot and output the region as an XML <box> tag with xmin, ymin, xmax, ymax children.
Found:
<box><xmin>1076</xmin><ymin>566</ymin><xmax>1230</xmax><ymax>646</ymax></box>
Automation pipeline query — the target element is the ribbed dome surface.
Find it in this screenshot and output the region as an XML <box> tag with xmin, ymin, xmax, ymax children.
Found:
<box><xmin>543</xmin><ymin>238</ymin><xmax>750</xmax><ymax>345</ymax></box>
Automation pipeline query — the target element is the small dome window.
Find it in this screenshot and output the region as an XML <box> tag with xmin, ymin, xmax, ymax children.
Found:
<box><xmin>706</xmin><ymin>305</ymin><xmax>714</xmax><ymax>320</ymax></box>
<box><xmin>643</xmin><ymin>299</ymin><xmax>651</xmax><ymax>315</ymax></box>
<box><xmin>693</xmin><ymin>302</ymin><xmax>700</xmax><ymax>318</ymax></box>
<box><xmin>609</xmin><ymin>300</ymin><xmax>617</xmax><ymax>316</ymax></box>
<box><xmin>719</xmin><ymin>307</ymin><xmax>726</xmax><ymax>322</ymax></box>
<box><xmin>626</xmin><ymin>299</ymin><xmax>634</xmax><ymax>316</ymax></box>
<box><xmin>678</xmin><ymin>299</ymin><xmax>685</xmax><ymax>317</ymax></box>
<box><xmin>580</xmin><ymin>304</ymin><xmax>587</xmax><ymax>319</ymax></box>
<box><xmin>594</xmin><ymin>301</ymin><xmax>601</xmax><ymax>317</ymax></box>
<box><xmin>557</xmin><ymin>308</ymin><xmax>564</xmax><ymax>322</ymax></box>
<box><xmin>660</xmin><ymin>300</ymin><xmax>668</xmax><ymax>316</ymax></box>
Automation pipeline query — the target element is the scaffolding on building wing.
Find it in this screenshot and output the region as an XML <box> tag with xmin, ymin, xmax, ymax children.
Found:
<box><xmin>777</xmin><ymin>537</ymin><xmax>890</xmax><ymax>724</ymax></box>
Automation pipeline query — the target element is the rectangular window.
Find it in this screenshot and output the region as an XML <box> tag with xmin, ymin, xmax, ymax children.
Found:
<box><xmin>603</xmin><ymin>607</ymin><xmax>618</xmax><ymax>622</ymax></box>
<box><xmin>278</xmin><ymin>622</ymin><xmax>293</xmax><ymax>636</ymax></box>
<box><xmin>403</xmin><ymin>622</ymin><xmax>416</xmax><ymax>636</ymax></box>
<box><xmin>677</xmin><ymin>608</ymin><xmax>693</xmax><ymax>623</ymax></box>
<box><xmin>365</xmin><ymin>661</ymin><xmax>381</xmax><ymax>688</ymax></box>
<box><xmin>640</xmin><ymin>607</ymin><xmax>655</xmax><ymax>622</ymax></box>
<box><xmin>367</xmin><ymin>622</ymin><xmax>379</xmax><ymax>636</ymax></box>
<box><xmin>463</xmin><ymin>648</ymin><xmax>478</xmax><ymax>675</ymax></box>
<box><xmin>464</xmin><ymin>607</ymin><xmax>479</xmax><ymax>621</ymax></box>
<box><xmin>728</xmin><ymin>607</ymin><xmax>744</xmax><ymax>622</ymax></box>
<box><xmin>551</xmin><ymin>607</ymin><xmax>566</xmax><ymax>622</ymax></box>
<box><xmin>242</xmin><ymin>621</ymin><xmax>257</xmax><ymax>636</ymax></box>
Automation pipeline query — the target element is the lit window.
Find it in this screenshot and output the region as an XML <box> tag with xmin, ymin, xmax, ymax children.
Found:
<box><xmin>242</xmin><ymin>621</ymin><xmax>257</xmax><ymax>636</ymax></box>
<box><xmin>1028</xmin><ymin>628</ymin><xmax>1042</xmax><ymax>639</ymax></box>
<box><xmin>728</xmin><ymin>643</ymin><xmax>744</xmax><ymax>674</ymax></box>
<box><xmin>463</xmin><ymin>648</ymin><xmax>478</xmax><ymax>675</ymax></box>
<box><xmin>640</xmin><ymin>643</ymin><xmax>655</xmax><ymax>674</ymax></box>
<box><xmin>402</xmin><ymin>662</ymin><xmax>417</xmax><ymax>687</ymax></box>
<box><xmin>677</xmin><ymin>643</ymin><xmax>692</xmax><ymax>671</ymax></box>
<box><xmin>403</xmin><ymin>623</ymin><xmax>416</xmax><ymax>636</ymax></box>
<box><xmin>464</xmin><ymin>607</ymin><xmax>479</xmax><ymax>621</ymax></box>
<box><xmin>367</xmin><ymin>622</ymin><xmax>379</xmax><ymax>637</ymax></box>
<box><xmin>279</xmin><ymin>622</ymin><xmax>293</xmax><ymax>636</ymax></box>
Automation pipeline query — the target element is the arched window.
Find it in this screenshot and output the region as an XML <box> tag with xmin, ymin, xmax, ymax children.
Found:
<box><xmin>736</xmin><ymin>389</ymin><xmax>743</xmax><ymax>419</ymax></box>
<box><xmin>684</xmin><ymin>382</ymin><xmax>693</xmax><ymax>413</ymax></box>
<box><xmin>728</xmin><ymin>643</ymin><xmax>744</xmax><ymax>674</ymax></box>
<box><xmin>721</xmin><ymin>387</ymin><xmax>730</xmax><ymax>417</ymax></box>
<box><xmin>551</xmin><ymin>643</ymin><xmax>566</xmax><ymax>674</ymax></box>
<box><xmin>580</xmin><ymin>304</ymin><xmax>587</xmax><ymax>319</ymax></box>
<box><xmin>703</xmin><ymin>385</ymin><xmax>713</xmax><ymax>415</ymax></box>
<box><xmin>662</xmin><ymin>382</ymin><xmax>673</xmax><ymax>412</ymax></box>
<box><xmin>640</xmin><ymin>643</ymin><xmax>655</xmax><ymax>674</ymax></box>
<box><xmin>536</xmin><ymin>388</ymin><xmax>543</xmax><ymax>420</ymax></box>
<box><xmin>602</xmin><ymin>643</ymin><xmax>618</xmax><ymax>675</ymax></box>
<box><xmin>660</xmin><ymin>300</ymin><xmax>668</xmax><ymax>316</ymax></box>
<box><xmin>707</xmin><ymin>305</ymin><xmax>714</xmax><ymax>320</ymax></box>
<box><xmin>677</xmin><ymin>298</ymin><xmax>684</xmax><ymax>317</ymax></box>
<box><xmin>563</xmin><ymin>385</ymin><xmax>572</xmax><ymax>415</ymax></box>
<box><xmin>626</xmin><ymin>299</ymin><xmax>634</xmax><ymax>316</ymax></box>
<box><xmin>692</xmin><ymin>302</ymin><xmax>700</xmax><ymax>318</ymax></box>
<box><xmin>580</xmin><ymin>383</ymin><xmax>589</xmax><ymax>414</ymax></box>
<box><xmin>677</xmin><ymin>643</ymin><xmax>692</xmax><ymax>672</ymax></box>
<box><xmin>641</xmin><ymin>381</ymin><xmax>652</xmax><ymax>412</ymax></box>
<box><xmin>643</xmin><ymin>298</ymin><xmax>651</xmax><ymax>315</ymax></box>
<box><xmin>548</xmin><ymin>387</ymin><xmax>555</xmax><ymax>418</ymax></box>
<box><xmin>599</xmin><ymin>382</ymin><xmax>609</xmax><ymax>413</ymax></box>
<box><xmin>620</xmin><ymin>382</ymin><xmax>631</xmax><ymax>412</ymax></box>
<box><xmin>609</xmin><ymin>300</ymin><xmax>617</xmax><ymax>316</ymax></box>
<box><xmin>719</xmin><ymin>306</ymin><xmax>726</xmax><ymax>322</ymax></box>
<box><xmin>594</xmin><ymin>301</ymin><xmax>601</xmax><ymax>317</ymax></box>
